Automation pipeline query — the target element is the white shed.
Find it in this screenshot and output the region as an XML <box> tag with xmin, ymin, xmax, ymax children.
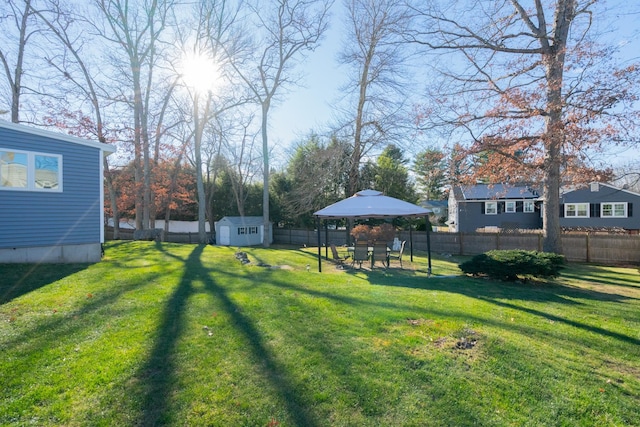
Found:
<box><xmin>214</xmin><ymin>216</ymin><xmax>273</xmax><ymax>246</ymax></box>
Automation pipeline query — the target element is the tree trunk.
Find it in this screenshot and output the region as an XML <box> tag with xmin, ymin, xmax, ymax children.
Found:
<box><xmin>262</xmin><ymin>101</ymin><xmax>271</xmax><ymax>247</ymax></box>
<box><xmin>194</xmin><ymin>93</ymin><xmax>209</xmax><ymax>244</ymax></box>
<box><xmin>541</xmin><ymin>0</ymin><xmax>576</xmax><ymax>254</ymax></box>
<box><xmin>104</xmin><ymin>157</ymin><xmax>120</xmax><ymax>239</ymax></box>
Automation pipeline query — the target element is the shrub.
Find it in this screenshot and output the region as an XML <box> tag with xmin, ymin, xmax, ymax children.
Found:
<box><xmin>371</xmin><ymin>223</ymin><xmax>396</xmax><ymax>242</ymax></box>
<box><xmin>459</xmin><ymin>250</ymin><xmax>565</xmax><ymax>281</ymax></box>
<box><xmin>351</xmin><ymin>224</ymin><xmax>372</xmax><ymax>242</ymax></box>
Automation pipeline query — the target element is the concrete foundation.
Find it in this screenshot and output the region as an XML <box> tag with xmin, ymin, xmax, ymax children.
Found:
<box><xmin>0</xmin><ymin>243</ymin><xmax>102</xmax><ymax>263</ymax></box>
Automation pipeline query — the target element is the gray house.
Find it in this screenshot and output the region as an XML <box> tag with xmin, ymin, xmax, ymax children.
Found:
<box><xmin>215</xmin><ymin>216</ymin><xmax>273</xmax><ymax>246</ymax></box>
<box><xmin>0</xmin><ymin>120</ymin><xmax>115</xmax><ymax>263</ymax></box>
<box><xmin>560</xmin><ymin>182</ymin><xmax>639</xmax><ymax>232</ymax></box>
<box><xmin>420</xmin><ymin>200</ymin><xmax>449</xmax><ymax>224</ymax></box>
<box><xmin>448</xmin><ymin>184</ymin><xmax>542</xmax><ymax>232</ymax></box>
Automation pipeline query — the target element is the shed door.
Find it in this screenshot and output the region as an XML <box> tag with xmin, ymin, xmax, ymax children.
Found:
<box><xmin>219</xmin><ymin>226</ymin><xmax>230</xmax><ymax>245</ymax></box>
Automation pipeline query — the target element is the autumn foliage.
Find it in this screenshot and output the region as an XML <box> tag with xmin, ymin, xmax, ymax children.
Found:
<box><xmin>105</xmin><ymin>160</ymin><xmax>197</xmax><ymax>222</ymax></box>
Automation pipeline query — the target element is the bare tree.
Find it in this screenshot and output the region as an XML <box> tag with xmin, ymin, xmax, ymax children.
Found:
<box><xmin>337</xmin><ymin>0</ymin><xmax>415</xmax><ymax>196</ymax></box>
<box><xmin>171</xmin><ymin>0</ymin><xmax>252</xmax><ymax>243</ymax></box>
<box><xmin>219</xmin><ymin>0</ymin><xmax>333</xmax><ymax>246</ymax></box>
<box><xmin>29</xmin><ymin>1</ymin><xmax>126</xmax><ymax>236</ymax></box>
<box><xmin>612</xmin><ymin>160</ymin><xmax>640</xmax><ymax>193</ymax></box>
<box><xmin>218</xmin><ymin>112</ymin><xmax>261</xmax><ymax>217</ymax></box>
<box><xmin>93</xmin><ymin>0</ymin><xmax>175</xmax><ymax>231</ymax></box>
<box><xmin>0</xmin><ymin>0</ymin><xmax>39</xmax><ymax>122</ymax></box>
<box><xmin>409</xmin><ymin>0</ymin><xmax>640</xmax><ymax>253</ymax></box>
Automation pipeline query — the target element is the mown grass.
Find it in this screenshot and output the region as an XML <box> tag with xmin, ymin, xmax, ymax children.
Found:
<box><xmin>0</xmin><ymin>241</ymin><xmax>638</xmax><ymax>426</ymax></box>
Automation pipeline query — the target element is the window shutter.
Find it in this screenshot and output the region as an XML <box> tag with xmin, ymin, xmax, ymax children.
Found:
<box><xmin>559</xmin><ymin>204</ymin><xmax>564</xmax><ymax>217</ymax></box>
<box><xmin>591</xmin><ymin>203</ymin><xmax>600</xmax><ymax>218</ymax></box>
<box><xmin>629</xmin><ymin>203</ymin><xmax>633</xmax><ymax>217</ymax></box>
<box><xmin>498</xmin><ymin>202</ymin><xmax>504</xmax><ymax>214</ymax></box>
<box><xmin>481</xmin><ymin>202</ymin><xmax>485</xmax><ymax>214</ymax></box>
<box><xmin>516</xmin><ymin>201</ymin><xmax>523</xmax><ymax>212</ymax></box>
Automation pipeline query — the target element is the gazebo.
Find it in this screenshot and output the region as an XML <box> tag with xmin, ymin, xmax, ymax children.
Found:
<box><xmin>313</xmin><ymin>189</ymin><xmax>433</xmax><ymax>273</ymax></box>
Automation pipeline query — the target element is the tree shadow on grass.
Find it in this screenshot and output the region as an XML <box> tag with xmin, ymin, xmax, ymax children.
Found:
<box><xmin>364</xmin><ymin>267</ymin><xmax>636</xmax><ymax>305</ymax></box>
<box><xmin>136</xmin><ymin>244</ymin><xmax>320</xmax><ymax>427</ymax></box>
<box><xmin>365</xmin><ymin>271</ymin><xmax>640</xmax><ymax>347</ymax></box>
<box><xmin>0</xmin><ymin>263</ymin><xmax>90</xmax><ymax>304</ymax></box>
<box><xmin>560</xmin><ymin>264</ymin><xmax>640</xmax><ymax>290</ymax></box>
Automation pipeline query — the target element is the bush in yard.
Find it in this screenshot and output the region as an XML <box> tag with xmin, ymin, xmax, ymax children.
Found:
<box><xmin>459</xmin><ymin>250</ymin><xmax>565</xmax><ymax>281</ymax></box>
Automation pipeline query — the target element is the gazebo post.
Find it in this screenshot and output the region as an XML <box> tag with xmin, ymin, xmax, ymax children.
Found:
<box><xmin>316</xmin><ymin>217</ymin><xmax>322</xmax><ymax>272</ymax></box>
<box><xmin>409</xmin><ymin>223</ymin><xmax>414</xmax><ymax>262</ymax></box>
<box><xmin>426</xmin><ymin>215</ymin><xmax>432</xmax><ymax>276</ymax></box>
<box><xmin>324</xmin><ymin>223</ymin><xmax>329</xmax><ymax>260</ymax></box>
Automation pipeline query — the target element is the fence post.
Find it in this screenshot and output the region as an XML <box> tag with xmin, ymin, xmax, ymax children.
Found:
<box><xmin>586</xmin><ymin>233</ymin><xmax>590</xmax><ymax>263</ymax></box>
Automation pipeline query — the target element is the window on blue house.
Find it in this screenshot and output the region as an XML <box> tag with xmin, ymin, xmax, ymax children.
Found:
<box><xmin>1</xmin><ymin>149</ymin><xmax>62</xmax><ymax>191</ymax></box>
<box><xmin>485</xmin><ymin>201</ymin><xmax>497</xmax><ymax>215</ymax></box>
<box><xmin>601</xmin><ymin>202</ymin><xmax>627</xmax><ymax>218</ymax></box>
<box><xmin>565</xmin><ymin>203</ymin><xmax>589</xmax><ymax>218</ymax></box>
<box><xmin>505</xmin><ymin>201</ymin><xmax>516</xmax><ymax>213</ymax></box>
<box><xmin>524</xmin><ymin>201</ymin><xmax>535</xmax><ymax>213</ymax></box>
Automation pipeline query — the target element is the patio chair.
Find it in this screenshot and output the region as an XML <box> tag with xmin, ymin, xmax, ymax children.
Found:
<box><xmin>330</xmin><ymin>244</ymin><xmax>350</xmax><ymax>267</ymax></box>
<box><xmin>351</xmin><ymin>241</ymin><xmax>370</xmax><ymax>269</ymax></box>
<box><xmin>371</xmin><ymin>242</ymin><xmax>389</xmax><ymax>269</ymax></box>
<box><xmin>388</xmin><ymin>240</ymin><xmax>406</xmax><ymax>268</ymax></box>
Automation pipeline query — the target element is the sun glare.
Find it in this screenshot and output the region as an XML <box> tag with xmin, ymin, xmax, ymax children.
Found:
<box><xmin>180</xmin><ymin>52</ymin><xmax>220</xmax><ymax>93</ymax></box>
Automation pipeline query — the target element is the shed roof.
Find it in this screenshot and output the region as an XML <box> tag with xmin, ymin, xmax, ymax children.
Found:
<box><xmin>217</xmin><ymin>216</ymin><xmax>266</xmax><ymax>226</ymax></box>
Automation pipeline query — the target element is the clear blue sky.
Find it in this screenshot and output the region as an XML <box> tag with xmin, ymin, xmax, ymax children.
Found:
<box><xmin>270</xmin><ymin>2</ymin><xmax>345</xmax><ymax>151</ymax></box>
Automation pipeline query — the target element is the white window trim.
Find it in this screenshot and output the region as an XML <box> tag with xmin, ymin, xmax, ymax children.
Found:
<box><xmin>485</xmin><ymin>201</ymin><xmax>497</xmax><ymax>215</ymax></box>
<box><xmin>601</xmin><ymin>202</ymin><xmax>628</xmax><ymax>218</ymax></box>
<box><xmin>0</xmin><ymin>148</ymin><xmax>63</xmax><ymax>192</ymax></box>
<box><xmin>524</xmin><ymin>201</ymin><xmax>535</xmax><ymax>213</ymax></box>
<box><xmin>237</xmin><ymin>226</ymin><xmax>259</xmax><ymax>235</ymax></box>
<box><xmin>505</xmin><ymin>201</ymin><xmax>516</xmax><ymax>213</ymax></box>
<box><xmin>565</xmin><ymin>203</ymin><xmax>589</xmax><ymax>218</ymax></box>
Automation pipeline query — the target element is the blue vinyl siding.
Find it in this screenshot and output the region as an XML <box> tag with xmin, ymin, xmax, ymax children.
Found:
<box><xmin>456</xmin><ymin>201</ymin><xmax>541</xmax><ymax>232</ymax></box>
<box><xmin>0</xmin><ymin>126</ymin><xmax>101</xmax><ymax>249</ymax></box>
<box><xmin>560</xmin><ymin>184</ymin><xmax>640</xmax><ymax>230</ymax></box>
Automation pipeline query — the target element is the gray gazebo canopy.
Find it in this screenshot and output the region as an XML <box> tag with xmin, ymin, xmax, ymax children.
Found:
<box><xmin>313</xmin><ymin>189</ymin><xmax>433</xmax><ymax>273</ymax></box>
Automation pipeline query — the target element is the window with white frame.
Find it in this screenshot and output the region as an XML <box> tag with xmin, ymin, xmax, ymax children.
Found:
<box><xmin>565</xmin><ymin>203</ymin><xmax>589</xmax><ymax>218</ymax></box>
<box><xmin>485</xmin><ymin>201</ymin><xmax>497</xmax><ymax>215</ymax></box>
<box><xmin>237</xmin><ymin>226</ymin><xmax>259</xmax><ymax>235</ymax></box>
<box><xmin>0</xmin><ymin>149</ymin><xmax>62</xmax><ymax>191</ymax></box>
<box><xmin>524</xmin><ymin>201</ymin><xmax>535</xmax><ymax>213</ymax></box>
<box><xmin>601</xmin><ymin>202</ymin><xmax>627</xmax><ymax>218</ymax></box>
<box><xmin>505</xmin><ymin>201</ymin><xmax>516</xmax><ymax>213</ymax></box>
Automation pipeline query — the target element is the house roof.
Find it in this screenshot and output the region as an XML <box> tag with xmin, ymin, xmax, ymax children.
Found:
<box><xmin>314</xmin><ymin>189</ymin><xmax>431</xmax><ymax>219</ymax></box>
<box><xmin>561</xmin><ymin>182</ymin><xmax>640</xmax><ymax>198</ymax></box>
<box><xmin>0</xmin><ymin>120</ymin><xmax>116</xmax><ymax>155</ymax></box>
<box><xmin>455</xmin><ymin>184</ymin><xmax>540</xmax><ymax>201</ymax></box>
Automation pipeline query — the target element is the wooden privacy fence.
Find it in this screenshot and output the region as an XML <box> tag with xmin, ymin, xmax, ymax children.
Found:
<box><xmin>105</xmin><ymin>226</ymin><xmax>639</xmax><ymax>265</ymax></box>
<box><xmin>272</xmin><ymin>228</ymin><xmax>640</xmax><ymax>265</ymax></box>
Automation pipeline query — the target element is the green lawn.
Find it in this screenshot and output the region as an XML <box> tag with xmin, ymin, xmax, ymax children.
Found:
<box><xmin>1</xmin><ymin>241</ymin><xmax>639</xmax><ymax>426</ymax></box>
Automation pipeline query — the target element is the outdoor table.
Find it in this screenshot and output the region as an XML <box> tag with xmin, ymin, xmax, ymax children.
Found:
<box><xmin>347</xmin><ymin>246</ymin><xmax>390</xmax><ymax>268</ymax></box>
